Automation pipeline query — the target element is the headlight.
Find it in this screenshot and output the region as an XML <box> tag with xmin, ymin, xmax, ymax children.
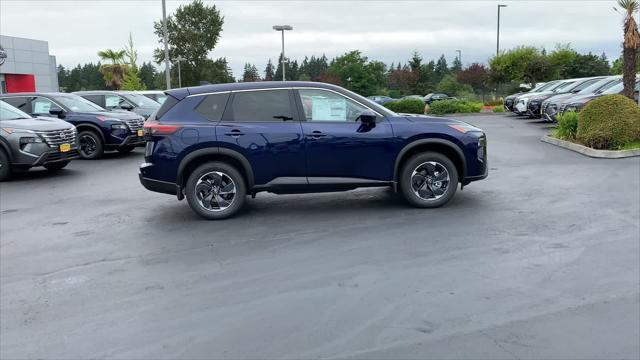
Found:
<box><xmin>19</xmin><ymin>137</ymin><xmax>44</xmax><ymax>144</ymax></box>
<box><xmin>2</xmin><ymin>128</ymin><xmax>36</xmax><ymax>134</ymax></box>
<box><xmin>111</xmin><ymin>123</ymin><xmax>128</xmax><ymax>131</ymax></box>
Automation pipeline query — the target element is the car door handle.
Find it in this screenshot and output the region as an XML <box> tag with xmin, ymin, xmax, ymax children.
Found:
<box><xmin>306</xmin><ymin>131</ymin><xmax>327</xmax><ymax>139</ymax></box>
<box><xmin>224</xmin><ymin>129</ymin><xmax>245</xmax><ymax>138</ymax></box>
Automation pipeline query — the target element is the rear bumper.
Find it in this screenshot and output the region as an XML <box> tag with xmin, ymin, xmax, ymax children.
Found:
<box><xmin>139</xmin><ymin>173</ymin><xmax>178</xmax><ymax>196</ymax></box>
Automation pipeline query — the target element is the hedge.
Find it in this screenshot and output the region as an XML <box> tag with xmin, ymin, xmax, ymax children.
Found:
<box><xmin>384</xmin><ymin>98</ymin><xmax>425</xmax><ymax>114</ymax></box>
<box><xmin>428</xmin><ymin>99</ymin><xmax>483</xmax><ymax>115</ymax></box>
<box><xmin>576</xmin><ymin>95</ymin><xmax>640</xmax><ymax>150</ymax></box>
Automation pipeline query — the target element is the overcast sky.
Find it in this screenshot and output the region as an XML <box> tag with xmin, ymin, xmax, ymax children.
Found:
<box><xmin>1</xmin><ymin>0</ymin><xmax>622</xmax><ymax>77</ymax></box>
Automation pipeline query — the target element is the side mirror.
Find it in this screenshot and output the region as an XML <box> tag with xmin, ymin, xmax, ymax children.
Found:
<box><xmin>49</xmin><ymin>106</ymin><xmax>65</xmax><ymax>117</ymax></box>
<box><xmin>121</xmin><ymin>103</ymin><xmax>134</xmax><ymax>111</ymax></box>
<box><xmin>356</xmin><ymin>110</ymin><xmax>377</xmax><ymax>126</ymax></box>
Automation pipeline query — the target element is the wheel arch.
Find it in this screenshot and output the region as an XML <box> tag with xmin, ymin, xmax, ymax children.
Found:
<box><xmin>0</xmin><ymin>138</ymin><xmax>13</xmax><ymax>162</ymax></box>
<box><xmin>75</xmin><ymin>123</ymin><xmax>106</xmax><ymax>142</ymax></box>
<box><xmin>176</xmin><ymin>147</ymin><xmax>255</xmax><ymax>190</ymax></box>
<box><xmin>394</xmin><ymin>138</ymin><xmax>467</xmax><ymax>184</ymax></box>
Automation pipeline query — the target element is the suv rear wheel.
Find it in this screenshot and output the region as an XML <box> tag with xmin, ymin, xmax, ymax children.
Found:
<box><xmin>0</xmin><ymin>149</ymin><xmax>12</xmax><ymax>181</ymax></box>
<box><xmin>400</xmin><ymin>152</ymin><xmax>458</xmax><ymax>208</ymax></box>
<box><xmin>185</xmin><ymin>162</ymin><xmax>246</xmax><ymax>220</ymax></box>
<box><xmin>78</xmin><ymin>130</ymin><xmax>104</xmax><ymax>159</ymax></box>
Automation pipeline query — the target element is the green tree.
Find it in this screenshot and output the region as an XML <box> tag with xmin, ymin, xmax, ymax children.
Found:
<box><xmin>264</xmin><ymin>59</ymin><xmax>275</xmax><ymax>81</ymax></box>
<box><xmin>153</xmin><ymin>0</ymin><xmax>230</xmax><ymax>86</ymax></box>
<box><xmin>434</xmin><ymin>54</ymin><xmax>449</xmax><ymax>83</ymax></box>
<box><xmin>547</xmin><ymin>44</ymin><xmax>579</xmax><ymax>78</ymax></box>
<box><xmin>564</xmin><ymin>53</ymin><xmax>611</xmax><ymax>77</ymax></box>
<box><xmin>242</xmin><ymin>63</ymin><xmax>260</xmax><ymax>82</ymax></box>
<box><xmin>122</xmin><ymin>34</ymin><xmax>146</xmax><ymax>90</ymax></box>
<box><xmin>329</xmin><ymin>50</ymin><xmax>386</xmax><ymax>96</ymax></box>
<box><xmin>450</xmin><ymin>56</ymin><xmax>463</xmax><ymax>74</ymax></box>
<box><xmin>489</xmin><ymin>46</ymin><xmax>541</xmax><ymax>85</ymax></box>
<box><xmin>615</xmin><ymin>0</ymin><xmax>640</xmax><ymax>99</ymax></box>
<box><xmin>139</xmin><ymin>62</ymin><xmax>158</xmax><ymax>90</ymax></box>
<box><xmin>437</xmin><ymin>74</ymin><xmax>474</xmax><ymax>97</ymax></box>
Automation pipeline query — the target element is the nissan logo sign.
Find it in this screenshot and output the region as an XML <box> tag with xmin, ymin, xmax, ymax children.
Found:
<box><xmin>0</xmin><ymin>45</ymin><xmax>7</xmax><ymax>66</ymax></box>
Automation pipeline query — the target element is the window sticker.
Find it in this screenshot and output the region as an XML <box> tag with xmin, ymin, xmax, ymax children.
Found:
<box><xmin>33</xmin><ymin>100</ymin><xmax>51</xmax><ymax>114</ymax></box>
<box><xmin>311</xmin><ymin>97</ymin><xmax>346</xmax><ymax>121</ymax></box>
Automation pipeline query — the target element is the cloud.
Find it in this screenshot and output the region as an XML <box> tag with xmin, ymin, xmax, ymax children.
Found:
<box><xmin>1</xmin><ymin>0</ymin><xmax>621</xmax><ymax>78</ymax></box>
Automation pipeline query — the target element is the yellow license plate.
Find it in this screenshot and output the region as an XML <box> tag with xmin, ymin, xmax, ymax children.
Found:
<box><xmin>60</xmin><ymin>143</ymin><xmax>71</xmax><ymax>152</ymax></box>
<box><xmin>137</xmin><ymin>130</ymin><xmax>144</xmax><ymax>137</ymax></box>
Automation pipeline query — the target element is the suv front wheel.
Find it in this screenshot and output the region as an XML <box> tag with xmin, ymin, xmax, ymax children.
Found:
<box><xmin>400</xmin><ymin>152</ymin><xmax>458</xmax><ymax>208</ymax></box>
<box><xmin>78</xmin><ymin>130</ymin><xmax>104</xmax><ymax>159</ymax></box>
<box><xmin>0</xmin><ymin>149</ymin><xmax>11</xmax><ymax>181</ymax></box>
<box><xmin>185</xmin><ymin>162</ymin><xmax>246</xmax><ymax>220</ymax></box>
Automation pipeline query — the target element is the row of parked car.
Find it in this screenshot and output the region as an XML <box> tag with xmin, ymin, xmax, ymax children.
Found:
<box><xmin>0</xmin><ymin>90</ymin><xmax>164</xmax><ymax>181</ymax></box>
<box><xmin>503</xmin><ymin>75</ymin><xmax>637</xmax><ymax>121</ymax></box>
<box><xmin>368</xmin><ymin>93</ymin><xmax>456</xmax><ymax>106</ymax></box>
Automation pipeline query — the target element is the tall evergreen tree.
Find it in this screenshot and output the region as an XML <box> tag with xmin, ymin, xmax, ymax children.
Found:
<box><xmin>264</xmin><ymin>59</ymin><xmax>275</xmax><ymax>81</ymax></box>
<box><xmin>242</xmin><ymin>63</ymin><xmax>260</xmax><ymax>82</ymax></box>
<box><xmin>434</xmin><ymin>54</ymin><xmax>449</xmax><ymax>83</ymax></box>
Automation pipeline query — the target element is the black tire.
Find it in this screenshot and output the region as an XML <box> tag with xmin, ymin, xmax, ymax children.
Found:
<box><xmin>400</xmin><ymin>151</ymin><xmax>458</xmax><ymax>208</ymax></box>
<box><xmin>185</xmin><ymin>162</ymin><xmax>246</xmax><ymax>220</ymax></box>
<box><xmin>117</xmin><ymin>145</ymin><xmax>136</xmax><ymax>154</ymax></box>
<box><xmin>44</xmin><ymin>161</ymin><xmax>70</xmax><ymax>171</ymax></box>
<box><xmin>78</xmin><ymin>130</ymin><xmax>104</xmax><ymax>159</ymax></box>
<box><xmin>0</xmin><ymin>148</ymin><xmax>12</xmax><ymax>181</ymax></box>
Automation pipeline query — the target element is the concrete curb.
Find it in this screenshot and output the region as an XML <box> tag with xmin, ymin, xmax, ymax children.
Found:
<box><xmin>541</xmin><ymin>135</ymin><xmax>640</xmax><ymax>159</ymax></box>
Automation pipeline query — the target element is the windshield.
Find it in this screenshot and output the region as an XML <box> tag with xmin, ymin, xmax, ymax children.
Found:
<box><xmin>122</xmin><ymin>93</ymin><xmax>161</xmax><ymax>108</ymax></box>
<box><xmin>579</xmin><ymin>78</ymin><xmax>619</xmax><ymax>94</ymax></box>
<box><xmin>54</xmin><ymin>95</ymin><xmax>104</xmax><ymax>112</ymax></box>
<box><xmin>552</xmin><ymin>81</ymin><xmax>576</xmax><ymax>92</ymax></box>
<box><xmin>601</xmin><ymin>80</ymin><xmax>640</xmax><ymax>95</ymax></box>
<box><xmin>533</xmin><ymin>81</ymin><xmax>558</xmax><ymax>92</ymax></box>
<box><xmin>0</xmin><ymin>101</ymin><xmax>33</xmax><ymax>120</ymax></box>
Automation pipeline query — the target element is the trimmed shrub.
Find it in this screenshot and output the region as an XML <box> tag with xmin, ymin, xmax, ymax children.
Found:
<box><xmin>555</xmin><ymin>111</ymin><xmax>579</xmax><ymax>140</ymax></box>
<box><xmin>492</xmin><ymin>106</ymin><xmax>505</xmax><ymax>113</ymax></box>
<box><xmin>577</xmin><ymin>95</ymin><xmax>640</xmax><ymax>150</ymax></box>
<box><xmin>484</xmin><ymin>99</ymin><xmax>504</xmax><ymax>106</ymax></box>
<box><xmin>384</xmin><ymin>98</ymin><xmax>425</xmax><ymax>114</ymax></box>
<box><xmin>428</xmin><ymin>99</ymin><xmax>483</xmax><ymax>115</ymax></box>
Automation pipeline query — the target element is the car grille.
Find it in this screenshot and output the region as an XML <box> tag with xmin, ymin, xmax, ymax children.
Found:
<box><xmin>505</xmin><ymin>98</ymin><xmax>514</xmax><ymax>107</ymax></box>
<box><xmin>125</xmin><ymin>118</ymin><xmax>145</xmax><ymax>131</ymax></box>
<box><xmin>36</xmin><ymin>128</ymin><xmax>77</xmax><ymax>147</ymax></box>
<box><xmin>45</xmin><ymin>149</ymin><xmax>79</xmax><ymax>162</ymax></box>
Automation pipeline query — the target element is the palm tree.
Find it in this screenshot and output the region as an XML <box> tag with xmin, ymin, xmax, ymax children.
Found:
<box><xmin>97</xmin><ymin>49</ymin><xmax>127</xmax><ymax>90</ymax></box>
<box><xmin>97</xmin><ymin>49</ymin><xmax>126</xmax><ymax>65</ymax></box>
<box><xmin>617</xmin><ymin>0</ymin><xmax>640</xmax><ymax>99</ymax></box>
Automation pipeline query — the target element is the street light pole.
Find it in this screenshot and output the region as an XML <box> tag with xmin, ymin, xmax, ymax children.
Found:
<box><xmin>456</xmin><ymin>50</ymin><xmax>462</xmax><ymax>66</ymax></box>
<box><xmin>497</xmin><ymin>4</ymin><xmax>507</xmax><ymax>57</ymax></box>
<box><xmin>175</xmin><ymin>57</ymin><xmax>185</xmax><ymax>88</ymax></box>
<box><xmin>162</xmin><ymin>0</ymin><xmax>171</xmax><ymax>89</ymax></box>
<box><xmin>272</xmin><ymin>25</ymin><xmax>293</xmax><ymax>81</ymax></box>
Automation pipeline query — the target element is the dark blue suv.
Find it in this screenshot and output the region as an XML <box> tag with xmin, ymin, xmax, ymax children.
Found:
<box><xmin>139</xmin><ymin>82</ymin><xmax>487</xmax><ymax>219</ymax></box>
<box><xmin>0</xmin><ymin>93</ymin><xmax>145</xmax><ymax>159</ymax></box>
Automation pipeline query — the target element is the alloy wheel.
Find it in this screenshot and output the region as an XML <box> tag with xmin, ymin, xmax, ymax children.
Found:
<box><xmin>410</xmin><ymin>161</ymin><xmax>450</xmax><ymax>201</ymax></box>
<box><xmin>195</xmin><ymin>171</ymin><xmax>237</xmax><ymax>212</ymax></box>
<box><xmin>79</xmin><ymin>134</ymin><xmax>98</xmax><ymax>157</ymax></box>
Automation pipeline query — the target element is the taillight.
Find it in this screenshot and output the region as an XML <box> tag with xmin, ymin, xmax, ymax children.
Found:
<box><xmin>143</xmin><ymin>121</ymin><xmax>181</xmax><ymax>135</ymax></box>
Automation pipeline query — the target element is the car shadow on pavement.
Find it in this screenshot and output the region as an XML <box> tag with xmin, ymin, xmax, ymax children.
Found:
<box><xmin>4</xmin><ymin>168</ymin><xmax>80</xmax><ymax>182</ymax></box>
<box><xmin>149</xmin><ymin>187</ymin><xmax>486</xmax><ymax>224</ymax></box>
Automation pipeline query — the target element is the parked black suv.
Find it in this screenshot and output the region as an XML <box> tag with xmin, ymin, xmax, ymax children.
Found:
<box><xmin>0</xmin><ymin>101</ymin><xmax>78</xmax><ymax>180</ymax></box>
<box><xmin>74</xmin><ymin>90</ymin><xmax>160</xmax><ymax>120</ymax></box>
<box><xmin>0</xmin><ymin>93</ymin><xmax>145</xmax><ymax>159</ymax></box>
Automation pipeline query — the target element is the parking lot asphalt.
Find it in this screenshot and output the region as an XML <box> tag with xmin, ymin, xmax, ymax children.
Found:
<box><xmin>1</xmin><ymin>114</ymin><xmax>639</xmax><ymax>359</ymax></box>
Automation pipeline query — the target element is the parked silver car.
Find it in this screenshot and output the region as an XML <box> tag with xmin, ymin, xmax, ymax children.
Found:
<box><xmin>0</xmin><ymin>101</ymin><xmax>78</xmax><ymax>181</ymax></box>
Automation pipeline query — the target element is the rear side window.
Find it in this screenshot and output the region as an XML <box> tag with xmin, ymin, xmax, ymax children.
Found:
<box><xmin>155</xmin><ymin>95</ymin><xmax>179</xmax><ymax>120</ymax></box>
<box><xmin>1</xmin><ymin>97</ymin><xmax>29</xmax><ymax>112</ymax></box>
<box><xmin>226</xmin><ymin>90</ymin><xmax>293</xmax><ymax>122</ymax></box>
<box><xmin>195</xmin><ymin>93</ymin><xmax>229</xmax><ymax>121</ymax></box>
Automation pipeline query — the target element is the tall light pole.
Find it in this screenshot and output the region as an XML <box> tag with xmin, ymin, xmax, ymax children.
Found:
<box><xmin>175</xmin><ymin>56</ymin><xmax>185</xmax><ymax>88</ymax></box>
<box><xmin>497</xmin><ymin>4</ymin><xmax>507</xmax><ymax>57</ymax></box>
<box><xmin>162</xmin><ymin>0</ymin><xmax>171</xmax><ymax>89</ymax></box>
<box><xmin>272</xmin><ymin>25</ymin><xmax>293</xmax><ymax>81</ymax></box>
<box><xmin>456</xmin><ymin>50</ymin><xmax>462</xmax><ymax>66</ymax></box>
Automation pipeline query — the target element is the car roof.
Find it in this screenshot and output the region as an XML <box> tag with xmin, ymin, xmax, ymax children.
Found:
<box><xmin>73</xmin><ymin>90</ymin><xmax>134</xmax><ymax>95</ymax></box>
<box><xmin>0</xmin><ymin>92</ymin><xmax>77</xmax><ymax>98</ymax></box>
<box><xmin>166</xmin><ymin>81</ymin><xmax>352</xmax><ymax>98</ymax></box>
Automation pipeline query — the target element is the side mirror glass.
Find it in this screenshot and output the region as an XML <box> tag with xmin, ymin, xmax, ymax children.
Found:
<box><xmin>121</xmin><ymin>103</ymin><xmax>134</xmax><ymax>111</ymax></box>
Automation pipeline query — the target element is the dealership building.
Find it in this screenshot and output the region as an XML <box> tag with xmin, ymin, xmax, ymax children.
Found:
<box><xmin>0</xmin><ymin>35</ymin><xmax>59</xmax><ymax>94</ymax></box>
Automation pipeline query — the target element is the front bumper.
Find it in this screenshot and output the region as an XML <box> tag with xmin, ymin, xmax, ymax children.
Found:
<box><xmin>13</xmin><ymin>147</ymin><xmax>80</xmax><ymax>168</ymax></box>
<box><xmin>527</xmin><ymin>102</ymin><xmax>542</xmax><ymax>117</ymax></box>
